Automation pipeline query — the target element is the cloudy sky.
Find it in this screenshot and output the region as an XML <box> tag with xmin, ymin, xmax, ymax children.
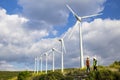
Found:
<box><xmin>0</xmin><ymin>0</ymin><xmax>120</xmax><ymax>71</ymax></box>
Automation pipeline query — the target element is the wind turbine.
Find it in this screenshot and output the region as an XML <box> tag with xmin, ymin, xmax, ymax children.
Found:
<box><xmin>39</xmin><ymin>55</ymin><xmax>43</xmax><ymax>73</ymax></box>
<box><xmin>58</xmin><ymin>32</ymin><xmax>67</xmax><ymax>73</ymax></box>
<box><xmin>36</xmin><ymin>57</ymin><xmax>39</xmax><ymax>74</ymax></box>
<box><xmin>34</xmin><ymin>57</ymin><xmax>37</xmax><ymax>73</ymax></box>
<box><xmin>43</xmin><ymin>49</ymin><xmax>52</xmax><ymax>74</ymax></box>
<box><xmin>51</xmin><ymin>48</ymin><xmax>61</xmax><ymax>72</ymax></box>
<box><xmin>66</xmin><ymin>4</ymin><xmax>102</xmax><ymax>68</ymax></box>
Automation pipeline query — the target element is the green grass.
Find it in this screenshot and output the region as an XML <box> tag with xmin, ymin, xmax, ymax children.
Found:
<box><xmin>0</xmin><ymin>61</ymin><xmax>120</xmax><ymax>80</ymax></box>
<box><xmin>0</xmin><ymin>71</ymin><xmax>19</xmax><ymax>80</ymax></box>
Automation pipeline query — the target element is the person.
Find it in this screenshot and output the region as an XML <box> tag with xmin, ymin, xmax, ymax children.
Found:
<box><xmin>93</xmin><ymin>57</ymin><xmax>97</xmax><ymax>71</ymax></box>
<box><xmin>86</xmin><ymin>56</ymin><xmax>90</xmax><ymax>73</ymax></box>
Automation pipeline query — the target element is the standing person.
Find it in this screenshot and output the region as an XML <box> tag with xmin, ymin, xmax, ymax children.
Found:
<box><xmin>86</xmin><ymin>57</ymin><xmax>90</xmax><ymax>73</ymax></box>
<box><xmin>93</xmin><ymin>57</ymin><xmax>97</xmax><ymax>71</ymax></box>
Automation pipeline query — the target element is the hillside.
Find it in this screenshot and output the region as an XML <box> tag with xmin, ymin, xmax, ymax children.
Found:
<box><xmin>0</xmin><ymin>71</ymin><xmax>19</xmax><ymax>80</ymax></box>
<box><xmin>0</xmin><ymin>61</ymin><xmax>120</xmax><ymax>80</ymax></box>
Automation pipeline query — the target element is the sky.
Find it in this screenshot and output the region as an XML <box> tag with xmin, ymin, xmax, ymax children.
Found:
<box><xmin>0</xmin><ymin>0</ymin><xmax>120</xmax><ymax>71</ymax></box>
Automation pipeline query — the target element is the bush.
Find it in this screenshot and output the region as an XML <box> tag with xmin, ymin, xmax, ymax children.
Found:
<box><xmin>109</xmin><ymin>61</ymin><xmax>120</xmax><ymax>69</ymax></box>
<box><xmin>17</xmin><ymin>71</ymin><xmax>31</xmax><ymax>80</ymax></box>
<box><xmin>64</xmin><ymin>76</ymin><xmax>74</xmax><ymax>80</ymax></box>
<box><xmin>113</xmin><ymin>72</ymin><xmax>120</xmax><ymax>80</ymax></box>
<box><xmin>87</xmin><ymin>70</ymin><xmax>114</xmax><ymax>80</ymax></box>
<box><xmin>87</xmin><ymin>69</ymin><xmax>120</xmax><ymax>80</ymax></box>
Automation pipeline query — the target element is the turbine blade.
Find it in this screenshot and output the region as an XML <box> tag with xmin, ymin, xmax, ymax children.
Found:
<box><xmin>62</xmin><ymin>40</ymin><xmax>66</xmax><ymax>54</ymax></box>
<box><xmin>58</xmin><ymin>27</ymin><xmax>70</xmax><ymax>39</ymax></box>
<box><xmin>81</xmin><ymin>13</ymin><xmax>102</xmax><ymax>19</ymax></box>
<box><xmin>66</xmin><ymin>4</ymin><xmax>76</xmax><ymax>16</ymax></box>
<box><xmin>66</xmin><ymin>4</ymin><xmax>81</xmax><ymax>22</ymax></box>
<box><xmin>48</xmin><ymin>52</ymin><xmax>52</xmax><ymax>56</ymax></box>
<box><xmin>62</xmin><ymin>33</ymin><xmax>67</xmax><ymax>39</ymax></box>
<box><xmin>47</xmin><ymin>49</ymin><xmax>52</xmax><ymax>56</ymax></box>
<box><xmin>53</xmin><ymin>48</ymin><xmax>61</xmax><ymax>54</ymax></box>
<box><xmin>43</xmin><ymin>49</ymin><xmax>52</xmax><ymax>56</ymax></box>
<box><xmin>62</xmin><ymin>21</ymin><xmax>79</xmax><ymax>39</ymax></box>
<box><xmin>68</xmin><ymin>21</ymin><xmax>79</xmax><ymax>39</ymax></box>
<box><xmin>48</xmin><ymin>49</ymin><xmax>52</xmax><ymax>53</ymax></box>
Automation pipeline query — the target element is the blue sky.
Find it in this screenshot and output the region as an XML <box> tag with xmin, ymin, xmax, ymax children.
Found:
<box><xmin>0</xmin><ymin>0</ymin><xmax>120</xmax><ymax>18</ymax></box>
<box><xmin>0</xmin><ymin>0</ymin><xmax>120</xmax><ymax>71</ymax></box>
<box><xmin>0</xmin><ymin>0</ymin><xmax>22</xmax><ymax>14</ymax></box>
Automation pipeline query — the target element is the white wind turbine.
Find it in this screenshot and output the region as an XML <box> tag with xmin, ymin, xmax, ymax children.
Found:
<box><xmin>37</xmin><ymin>57</ymin><xmax>39</xmax><ymax>74</ymax></box>
<box><xmin>58</xmin><ymin>33</ymin><xmax>67</xmax><ymax>73</ymax></box>
<box><xmin>39</xmin><ymin>54</ymin><xmax>43</xmax><ymax>73</ymax></box>
<box><xmin>43</xmin><ymin>49</ymin><xmax>52</xmax><ymax>74</ymax></box>
<box><xmin>51</xmin><ymin>48</ymin><xmax>61</xmax><ymax>72</ymax></box>
<box><xmin>34</xmin><ymin>57</ymin><xmax>39</xmax><ymax>74</ymax></box>
<box><xmin>34</xmin><ymin>57</ymin><xmax>37</xmax><ymax>73</ymax></box>
<box><xmin>66</xmin><ymin>4</ymin><xmax>102</xmax><ymax>68</ymax></box>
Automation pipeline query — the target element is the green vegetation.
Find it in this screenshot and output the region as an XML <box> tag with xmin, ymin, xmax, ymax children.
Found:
<box><xmin>87</xmin><ymin>69</ymin><xmax>120</xmax><ymax>80</ymax></box>
<box><xmin>17</xmin><ymin>71</ymin><xmax>32</xmax><ymax>80</ymax></box>
<box><xmin>39</xmin><ymin>72</ymin><xmax>65</xmax><ymax>80</ymax></box>
<box><xmin>33</xmin><ymin>71</ymin><xmax>74</xmax><ymax>80</ymax></box>
<box><xmin>0</xmin><ymin>71</ymin><xmax>19</xmax><ymax>80</ymax></box>
<box><xmin>32</xmin><ymin>61</ymin><xmax>120</xmax><ymax>80</ymax></box>
<box><xmin>0</xmin><ymin>61</ymin><xmax>120</xmax><ymax>80</ymax></box>
<box><xmin>110</xmin><ymin>61</ymin><xmax>120</xmax><ymax>69</ymax></box>
<box><xmin>86</xmin><ymin>61</ymin><xmax>120</xmax><ymax>80</ymax></box>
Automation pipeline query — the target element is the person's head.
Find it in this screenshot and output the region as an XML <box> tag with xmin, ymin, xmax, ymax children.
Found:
<box><xmin>93</xmin><ymin>57</ymin><xmax>96</xmax><ymax>60</ymax></box>
<box><xmin>87</xmin><ymin>56</ymin><xmax>89</xmax><ymax>59</ymax></box>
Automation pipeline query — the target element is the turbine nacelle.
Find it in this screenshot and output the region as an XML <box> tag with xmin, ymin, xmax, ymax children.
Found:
<box><xmin>52</xmin><ymin>48</ymin><xmax>55</xmax><ymax>51</ymax></box>
<box><xmin>52</xmin><ymin>48</ymin><xmax>62</xmax><ymax>54</ymax></box>
<box><xmin>58</xmin><ymin>38</ymin><xmax>63</xmax><ymax>42</ymax></box>
<box><xmin>44</xmin><ymin>52</ymin><xmax>50</xmax><ymax>56</ymax></box>
<box><xmin>75</xmin><ymin>14</ymin><xmax>81</xmax><ymax>22</ymax></box>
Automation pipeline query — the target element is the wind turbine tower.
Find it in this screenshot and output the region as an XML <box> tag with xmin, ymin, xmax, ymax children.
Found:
<box><xmin>58</xmin><ymin>33</ymin><xmax>67</xmax><ymax>73</ymax></box>
<box><xmin>34</xmin><ymin>57</ymin><xmax>39</xmax><ymax>74</ymax></box>
<box><xmin>66</xmin><ymin>4</ymin><xmax>102</xmax><ymax>68</ymax></box>
<box><xmin>34</xmin><ymin>57</ymin><xmax>37</xmax><ymax>73</ymax></box>
<box><xmin>43</xmin><ymin>49</ymin><xmax>51</xmax><ymax>74</ymax></box>
<box><xmin>44</xmin><ymin>53</ymin><xmax>48</xmax><ymax>74</ymax></box>
<box><xmin>51</xmin><ymin>48</ymin><xmax>61</xmax><ymax>72</ymax></box>
<box><xmin>39</xmin><ymin>55</ymin><xmax>43</xmax><ymax>73</ymax></box>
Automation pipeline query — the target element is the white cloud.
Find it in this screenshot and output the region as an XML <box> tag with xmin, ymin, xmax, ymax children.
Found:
<box><xmin>18</xmin><ymin>0</ymin><xmax>106</xmax><ymax>35</ymax></box>
<box><xmin>52</xmin><ymin>30</ymin><xmax>58</xmax><ymax>36</ymax></box>
<box><xmin>0</xmin><ymin>61</ymin><xmax>16</xmax><ymax>71</ymax></box>
<box><xmin>0</xmin><ymin>8</ymin><xmax>50</xmax><ymax>65</ymax></box>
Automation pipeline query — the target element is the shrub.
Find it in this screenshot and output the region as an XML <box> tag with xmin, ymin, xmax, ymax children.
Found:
<box><xmin>109</xmin><ymin>61</ymin><xmax>120</xmax><ymax>69</ymax></box>
<box><xmin>17</xmin><ymin>71</ymin><xmax>31</xmax><ymax>80</ymax></box>
<box><xmin>113</xmin><ymin>72</ymin><xmax>120</xmax><ymax>80</ymax></box>
<box><xmin>64</xmin><ymin>76</ymin><xmax>74</xmax><ymax>80</ymax></box>
<box><xmin>87</xmin><ymin>70</ymin><xmax>114</xmax><ymax>80</ymax></box>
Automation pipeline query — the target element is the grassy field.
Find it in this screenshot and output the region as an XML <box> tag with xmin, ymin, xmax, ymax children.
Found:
<box><xmin>0</xmin><ymin>71</ymin><xmax>19</xmax><ymax>80</ymax></box>
<box><xmin>0</xmin><ymin>61</ymin><xmax>120</xmax><ymax>80</ymax></box>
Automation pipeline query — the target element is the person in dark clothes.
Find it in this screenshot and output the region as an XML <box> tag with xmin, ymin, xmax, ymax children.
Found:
<box><xmin>93</xmin><ymin>57</ymin><xmax>97</xmax><ymax>71</ymax></box>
